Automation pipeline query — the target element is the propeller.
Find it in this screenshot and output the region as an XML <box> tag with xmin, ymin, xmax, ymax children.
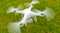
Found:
<box><xmin>8</xmin><ymin>22</ymin><xmax>22</xmax><ymax>33</ymax></box>
<box><xmin>42</xmin><ymin>8</ymin><xmax>55</xmax><ymax>20</ymax></box>
<box><xmin>7</xmin><ymin>6</ymin><xmax>22</xmax><ymax>13</ymax></box>
<box><xmin>24</xmin><ymin>0</ymin><xmax>39</xmax><ymax>7</ymax></box>
<box><xmin>30</xmin><ymin>0</ymin><xmax>39</xmax><ymax>5</ymax></box>
<box><xmin>7</xmin><ymin>6</ymin><xmax>16</xmax><ymax>13</ymax></box>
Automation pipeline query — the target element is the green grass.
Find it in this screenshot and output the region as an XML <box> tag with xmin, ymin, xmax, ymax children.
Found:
<box><xmin>0</xmin><ymin>0</ymin><xmax>60</xmax><ymax>33</ymax></box>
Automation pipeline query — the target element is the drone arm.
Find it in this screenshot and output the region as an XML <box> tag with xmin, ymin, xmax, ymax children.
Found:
<box><xmin>16</xmin><ymin>11</ymin><xmax>24</xmax><ymax>14</ymax></box>
<box><xmin>31</xmin><ymin>11</ymin><xmax>44</xmax><ymax>17</ymax></box>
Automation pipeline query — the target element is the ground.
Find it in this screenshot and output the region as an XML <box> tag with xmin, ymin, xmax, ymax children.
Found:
<box><xmin>0</xmin><ymin>0</ymin><xmax>60</xmax><ymax>33</ymax></box>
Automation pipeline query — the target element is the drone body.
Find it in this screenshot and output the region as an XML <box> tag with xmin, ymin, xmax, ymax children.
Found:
<box><xmin>7</xmin><ymin>0</ymin><xmax>55</xmax><ymax>33</ymax></box>
<box><xmin>9</xmin><ymin>5</ymin><xmax>44</xmax><ymax>26</ymax></box>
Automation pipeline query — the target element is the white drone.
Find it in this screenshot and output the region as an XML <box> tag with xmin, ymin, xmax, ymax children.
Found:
<box><xmin>7</xmin><ymin>0</ymin><xmax>55</xmax><ymax>33</ymax></box>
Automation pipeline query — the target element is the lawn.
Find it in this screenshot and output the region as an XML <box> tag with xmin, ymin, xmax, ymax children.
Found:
<box><xmin>0</xmin><ymin>0</ymin><xmax>60</xmax><ymax>33</ymax></box>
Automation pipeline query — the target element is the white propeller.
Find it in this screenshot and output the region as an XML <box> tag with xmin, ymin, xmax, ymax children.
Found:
<box><xmin>8</xmin><ymin>22</ymin><xmax>21</xmax><ymax>33</ymax></box>
<box><xmin>24</xmin><ymin>0</ymin><xmax>39</xmax><ymax>7</ymax></box>
<box><xmin>7</xmin><ymin>6</ymin><xmax>16</xmax><ymax>13</ymax></box>
<box><xmin>7</xmin><ymin>6</ymin><xmax>22</xmax><ymax>13</ymax></box>
<box><xmin>29</xmin><ymin>0</ymin><xmax>39</xmax><ymax>5</ymax></box>
<box><xmin>42</xmin><ymin>8</ymin><xmax>55</xmax><ymax>20</ymax></box>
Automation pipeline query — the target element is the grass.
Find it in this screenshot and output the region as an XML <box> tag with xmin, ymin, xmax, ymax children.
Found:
<box><xmin>0</xmin><ymin>0</ymin><xmax>60</xmax><ymax>33</ymax></box>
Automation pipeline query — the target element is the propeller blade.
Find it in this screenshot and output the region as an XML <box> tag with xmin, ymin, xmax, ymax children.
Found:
<box><xmin>8</xmin><ymin>22</ymin><xmax>21</xmax><ymax>33</ymax></box>
<box><xmin>7</xmin><ymin>6</ymin><xmax>22</xmax><ymax>14</ymax></box>
<box><xmin>7</xmin><ymin>6</ymin><xmax>16</xmax><ymax>13</ymax></box>
<box><xmin>43</xmin><ymin>8</ymin><xmax>55</xmax><ymax>20</ymax></box>
<box><xmin>30</xmin><ymin>0</ymin><xmax>39</xmax><ymax>5</ymax></box>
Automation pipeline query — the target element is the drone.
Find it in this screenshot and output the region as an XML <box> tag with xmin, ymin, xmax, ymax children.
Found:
<box><xmin>7</xmin><ymin>0</ymin><xmax>55</xmax><ymax>33</ymax></box>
